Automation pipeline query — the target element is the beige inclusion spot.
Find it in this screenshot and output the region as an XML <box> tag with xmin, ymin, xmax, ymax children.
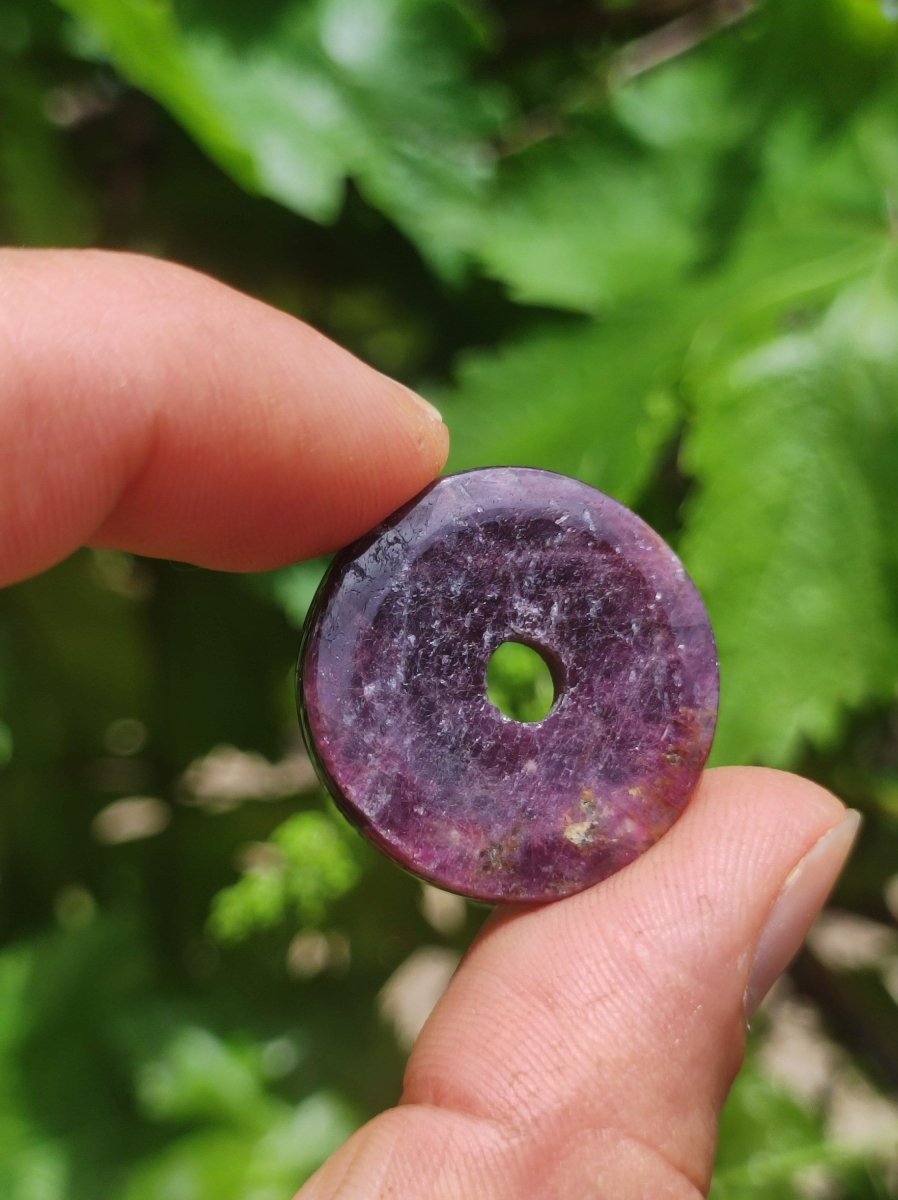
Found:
<box><xmin>563</xmin><ymin>820</ymin><xmax>595</xmax><ymax>847</ymax></box>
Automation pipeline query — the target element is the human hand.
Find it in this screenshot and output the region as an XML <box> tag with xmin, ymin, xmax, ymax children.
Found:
<box><xmin>2</xmin><ymin>249</ymin><xmax>859</xmax><ymax>1200</ymax></box>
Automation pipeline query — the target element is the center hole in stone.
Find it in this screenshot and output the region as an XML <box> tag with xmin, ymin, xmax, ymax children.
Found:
<box><xmin>486</xmin><ymin>641</ymin><xmax>557</xmax><ymax>723</ymax></box>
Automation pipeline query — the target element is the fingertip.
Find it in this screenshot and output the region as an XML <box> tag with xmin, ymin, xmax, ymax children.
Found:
<box><xmin>619</xmin><ymin>766</ymin><xmax>850</xmax><ymax>983</ymax></box>
<box><xmin>701</xmin><ymin>765</ymin><xmax>847</xmax><ymax>829</ymax></box>
<box><xmin>377</xmin><ymin>376</ymin><xmax>451</xmax><ymax>494</ymax></box>
<box><xmin>0</xmin><ymin>249</ymin><xmax>451</xmax><ymax>581</ymax></box>
<box><xmin>403</xmin><ymin>765</ymin><xmax>853</xmax><ymax>1167</ymax></box>
<box><xmin>745</xmin><ymin>807</ymin><xmax>861</xmax><ymax>1014</ymax></box>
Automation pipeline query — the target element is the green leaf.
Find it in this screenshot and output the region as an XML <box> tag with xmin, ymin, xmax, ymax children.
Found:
<box><xmin>52</xmin><ymin>0</ymin><xmax>506</xmax><ymax>270</ymax></box>
<box><xmin>445</xmin><ymin>310</ymin><xmax>681</xmax><ymax>506</ymax></box>
<box><xmin>486</xmin><ymin>640</ymin><xmax>556</xmax><ymax>724</ymax></box>
<box><xmin>0</xmin><ymin>952</ymin><xmax>69</xmax><ymax>1200</ymax></box>
<box><xmin>472</xmin><ymin>120</ymin><xmax>711</xmax><ymax>315</ymax></box>
<box><xmin>209</xmin><ymin>810</ymin><xmax>363</xmax><ymax>942</ymax></box>
<box><xmin>711</xmin><ymin>1056</ymin><xmax>862</xmax><ymax>1200</ymax></box>
<box><xmin>472</xmin><ymin>0</ymin><xmax>898</xmax><ymax>316</ymax></box>
<box><xmin>122</xmin><ymin>1091</ymin><xmax>356</xmax><ymax>1200</ymax></box>
<box><xmin>136</xmin><ymin>1027</ymin><xmax>270</xmax><ymax>1127</ymax></box>
<box><xmin>122</xmin><ymin>1129</ymin><xmax>260</xmax><ymax>1200</ymax></box>
<box><xmin>467</xmin><ymin>29</ymin><xmax>756</xmax><ymax>314</ymax></box>
<box><xmin>57</xmin><ymin>0</ymin><xmax>258</xmax><ymax>189</ymax></box>
<box><xmin>681</xmin><ymin>261</ymin><xmax>898</xmax><ymax>766</ymax></box>
<box><xmin>0</xmin><ymin>1125</ymin><xmax>69</xmax><ymax>1200</ymax></box>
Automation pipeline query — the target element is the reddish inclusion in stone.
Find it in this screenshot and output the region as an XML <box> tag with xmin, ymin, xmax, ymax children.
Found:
<box><xmin>298</xmin><ymin>468</ymin><xmax>718</xmax><ymax>903</ymax></box>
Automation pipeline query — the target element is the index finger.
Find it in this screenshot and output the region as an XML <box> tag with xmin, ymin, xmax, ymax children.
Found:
<box><xmin>0</xmin><ymin>249</ymin><xmax>448</xmax><ymax>586</ymax></box>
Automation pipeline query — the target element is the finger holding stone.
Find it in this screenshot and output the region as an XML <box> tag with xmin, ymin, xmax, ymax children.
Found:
<box><xmin>399</xmin><ymin>767</ymin><xmax>853</xmax><ymax>1196</ymax></box>
<box><xmin>0</xmin><ymin>248</ymin><xmax>448</xmax><ymax>585</ymax></box>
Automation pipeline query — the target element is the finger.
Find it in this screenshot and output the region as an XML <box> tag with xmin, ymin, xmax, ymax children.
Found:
<box><xmin>0</xmin><ymin>249</ymin><xmax>447</xmax><ymax>586</ymax></box>
<box><xmin>300</xmin><ymin>768</ymin><xmax>856</xmax><ymax>1199</ymax></box>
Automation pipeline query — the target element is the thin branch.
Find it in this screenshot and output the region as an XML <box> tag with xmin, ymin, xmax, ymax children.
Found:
<box><xmin>495</xmin><ymin>0</ymin><xmax>757</xmax><ymax>158</ymax></box>
<box><xmin>609</xmin><ymin>0</ymin><xmax>757</xmax><ymax>86</ymax></box>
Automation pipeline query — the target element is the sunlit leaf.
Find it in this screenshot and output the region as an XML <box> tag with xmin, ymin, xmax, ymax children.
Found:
<box><xmin>445</xmin><ymin>310</ymin><xmax>681</xmax><ymax>505</ymax></box>
<box><xmin>136</xmin><ymin>1027</ymin><xmax>269</xmax><ymax>1125</ymax></box>
<box><xmin>209</xmin><ymin>810</ymin><xmax>363</xmax><ymax>942</ymax></box>
<box><xmin>52</xmin><ymin>0</ymin><xmax>507</xmax><ymax>270</ymax></box>
<box><xmin>472</xmin><ymin>123</ymin><xmax>709</xmax><ymax>313</ymax></box>
<box><xmin>682</xmin><ymin>264</ymin><xmax>898</xmax><ymax>765</ymax></box>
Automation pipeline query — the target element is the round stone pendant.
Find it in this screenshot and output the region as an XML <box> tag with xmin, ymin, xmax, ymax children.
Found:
<box><xmin>298</xmin><ymin>467</ymin><xmax>718</xmax><ymax>903</ymax></box>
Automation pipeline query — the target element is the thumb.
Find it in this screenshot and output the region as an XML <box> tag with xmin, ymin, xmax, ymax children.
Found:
<box><xmin>300</xmin><ymin>768</ymin><xmax>858</xmax><ymax>1199</ymax></box>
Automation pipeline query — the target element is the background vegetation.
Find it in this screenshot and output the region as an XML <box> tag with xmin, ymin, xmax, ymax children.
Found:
<box><xmin>1</xmin><ymin>0</ymin><xmax>897</xmax><ymax>1195</ymax></box>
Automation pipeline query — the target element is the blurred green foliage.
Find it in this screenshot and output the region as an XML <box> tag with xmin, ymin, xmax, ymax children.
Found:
<box><xmin>2</xmin><ymin>0</ymin><xmax>898</xmax><ymax>1195</ymax></box>
<box><xmin>209</xmin><ymin>812</ymin><xmax>362</xmax><ymax>943</ymax></box>
<box><xmin>486</xmin><ymin>640</ymin><xmax>557</xmax><ymax>723</ymax></box>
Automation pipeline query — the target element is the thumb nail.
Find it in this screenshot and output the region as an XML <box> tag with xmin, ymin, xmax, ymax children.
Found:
<box><xmin>745</xmin><ymin>809</ymin><xmax>862</xmax><ymax>1016</ymax></box>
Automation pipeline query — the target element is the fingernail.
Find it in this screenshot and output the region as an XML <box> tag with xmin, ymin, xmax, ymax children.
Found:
<box><xmin>411</xmin><ymin>391</ymin><xmax>445</xmax><ymax>426</ymax></box>
<box><xmin>384</xmin><ymin>374</ymin><xmax>445</xmax><ymax>427</ymax></box>
<box><xmin>745</xmin><ymin>810</ymin><xmax>862</xmax><ymax>1016</ymax></box>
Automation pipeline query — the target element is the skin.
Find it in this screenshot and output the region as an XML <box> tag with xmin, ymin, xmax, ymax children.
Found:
<box><xmin>1</xmin><ymin>250</ymin><xmax>851</xmax><ymax>1199</ymax></box>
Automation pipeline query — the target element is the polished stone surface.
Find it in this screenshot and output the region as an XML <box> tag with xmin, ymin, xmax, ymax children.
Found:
<box><xmin>298</xmin><ymin>468</ymin><xmax>718</xmax><ymax>903</ymax></box>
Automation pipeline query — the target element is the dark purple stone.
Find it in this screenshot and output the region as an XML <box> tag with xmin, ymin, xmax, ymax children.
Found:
<box><xmin>298</xmin><ymin>468</ymin><xmax>718</xmax><ymax>903</ymax></box>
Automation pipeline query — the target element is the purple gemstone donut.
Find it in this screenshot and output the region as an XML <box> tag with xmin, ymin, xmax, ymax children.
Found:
<box><xmin>298</xmin><ymin>467</ymin><xmax>718</xmax><ymax>903</ymax></box>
